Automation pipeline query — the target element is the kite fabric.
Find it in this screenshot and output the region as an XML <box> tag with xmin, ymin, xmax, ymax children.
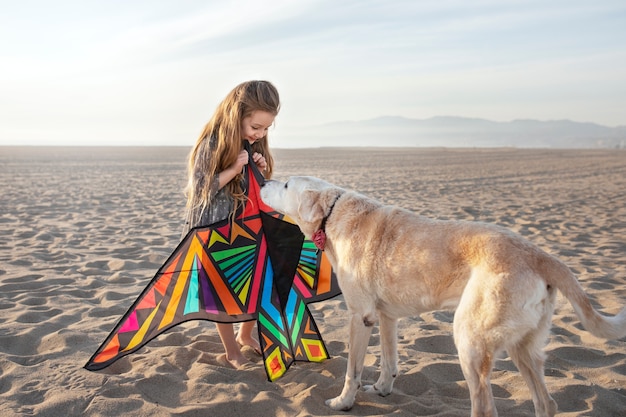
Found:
<box><xmin>84</xmin><ymin>143</ymin><xmax>341</xmax><ymax>381</ymax></box>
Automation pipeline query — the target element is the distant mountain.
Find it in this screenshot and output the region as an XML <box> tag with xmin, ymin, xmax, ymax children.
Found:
<box><xmin>286</xmin><ymin>116</ymin><xmax>626</xmax><ymax>148</ymax></box>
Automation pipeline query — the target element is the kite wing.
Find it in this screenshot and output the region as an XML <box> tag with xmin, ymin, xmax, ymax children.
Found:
<box><xmin>84</xmin><ymin>146</ymin><xmax>341</xmax><ymax>381</ymax></box>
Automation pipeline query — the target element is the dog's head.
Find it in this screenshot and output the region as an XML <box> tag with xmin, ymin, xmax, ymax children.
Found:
<box><xmin>261</xmin><ymin>176</ymin><xmax>341</xmax><ymax>232</ymax></box>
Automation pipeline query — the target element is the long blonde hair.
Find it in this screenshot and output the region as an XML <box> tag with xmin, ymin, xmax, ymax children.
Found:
<box><xmin>185</xmin><ymin>80</ymin><xmax>280</xmax><ymax>219</ymax></box>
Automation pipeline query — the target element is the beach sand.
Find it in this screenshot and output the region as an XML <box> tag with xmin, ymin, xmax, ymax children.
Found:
<box><xmin>1</xmin><ymin>146</ymin><xmax>625</xmax><ymax>416</ymax></box>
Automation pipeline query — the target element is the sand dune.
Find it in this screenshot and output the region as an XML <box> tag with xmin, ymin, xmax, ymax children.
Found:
<box><xmin>1</xmin><ymin>146</ymin><xmax>625</xmax><ymax>416</ymax></box>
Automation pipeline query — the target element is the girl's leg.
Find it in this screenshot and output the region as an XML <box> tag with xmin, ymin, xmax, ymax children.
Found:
<box><xmin>236</xmin><ymin>321</ymin><xmax>261</xmax><ymax>354</ymax></box>
<box><xmin>216</xmin><ymin>323</ymin><xmax>248</xmax><ymax>368</ymax></box>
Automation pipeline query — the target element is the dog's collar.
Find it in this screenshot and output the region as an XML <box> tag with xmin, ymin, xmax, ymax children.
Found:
<box><xmin>312</xmin><ymin>192</ymin><xmax>343</xmax><ymax>251</ymax></box>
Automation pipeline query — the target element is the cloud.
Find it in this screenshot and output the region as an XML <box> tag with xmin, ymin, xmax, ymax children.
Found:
<box><xmin>1</xmin><ymin>0</ymin><xmax>625</xmax><ymax>145</ymax></box>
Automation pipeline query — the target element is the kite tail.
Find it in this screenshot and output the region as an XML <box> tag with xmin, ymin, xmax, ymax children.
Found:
<box><xmin>258</xmin><ymin>287</ymin><xmax>331</xmax><ymax>381</ymax></box>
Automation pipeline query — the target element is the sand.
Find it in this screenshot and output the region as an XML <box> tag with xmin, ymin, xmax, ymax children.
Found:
<box><xmin>1</xmin><ymin>146</ymin><xmax>625</xmax><ymax>417</ymax></box>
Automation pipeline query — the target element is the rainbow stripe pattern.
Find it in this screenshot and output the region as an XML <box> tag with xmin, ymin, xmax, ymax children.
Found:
<box><xmin>84</xmin><ymin>154</ymin><xmax>340</xmax><ymax>381</ymax></box>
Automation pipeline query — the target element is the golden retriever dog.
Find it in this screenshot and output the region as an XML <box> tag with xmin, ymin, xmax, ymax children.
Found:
<box><xmin>260</xmin><ymin>176</ymin><xmax>626</xmax><ymax>417</ymax></box>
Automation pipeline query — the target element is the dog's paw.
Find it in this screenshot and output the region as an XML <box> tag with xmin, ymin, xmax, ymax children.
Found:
<box><xmin>363</xmin><ymin>384</ymin><xmax>392</xmax><ymax>397</ymax></box>
<box><xmin>325</xmin><ymin>396</ymin><xmax>354</xmax><ymax>411</ymax></box>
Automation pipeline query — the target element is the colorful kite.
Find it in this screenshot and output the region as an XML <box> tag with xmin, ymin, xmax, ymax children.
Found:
<box><xmin>84</xmin><ymin>145</ymin><xmax>341</xmax><ymax>381</ymax></box>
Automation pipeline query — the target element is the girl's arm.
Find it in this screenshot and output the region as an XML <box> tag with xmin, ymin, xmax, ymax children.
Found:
<box><xmin>217</xmin><ymin>150</ymin><xmax>249</xmax><ymax>189</ymax></box>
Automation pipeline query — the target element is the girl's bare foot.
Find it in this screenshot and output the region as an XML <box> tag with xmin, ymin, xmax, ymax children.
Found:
<box><xmin>227</xmin><ymin>352</ymin><xmax>250</xmax><ymax>369</ymax></box>
<box><xmin>236</xmin><ymin>334</ymin><xmax>262</xmax><ymax>355</ymax></box>
<box><xmin>216</xmin><ymin>323</ymin><xmax>254</xmax><ymax>367</ymax></box>
<box><xmin>218</xmin><ymin>352</ymin><xmax>250</xmax><ymax>369</ymax></box>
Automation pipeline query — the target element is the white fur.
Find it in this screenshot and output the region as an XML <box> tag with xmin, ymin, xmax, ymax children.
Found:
<box><xmin>260</xmin><ymin>176</ymin><xmax>626</xmax><ymax>417</ymax></box>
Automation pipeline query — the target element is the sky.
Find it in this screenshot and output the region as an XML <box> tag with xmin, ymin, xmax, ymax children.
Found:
<box><xmin>1</xmin><ymin>0</ymin><xmax>625</xmax><ymax>147</ymax></box>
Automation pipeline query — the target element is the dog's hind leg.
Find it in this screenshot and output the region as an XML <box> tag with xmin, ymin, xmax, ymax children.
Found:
<box><xmin>507</xmin><ymin>312</ymin><xmax>558</xmax><ymax>417</ymax></box>
<box><xmin>454</xmin><ymin>285</ymin><xmax>500</xmax><ymax>417</ymax></box>
<box><xmin>326</xmin><ymin>312</ymin><xmax>374</xmax><ymax>411</ymax></box>
<box><xmin>454</xmin><ymin>331</ymin><xmax>499</xmax><ymax>417</ymax></box>
<box><xmin>364</xmin><ymin>311</ymin><xmax>398</xmax><ymax>396</ymax></box>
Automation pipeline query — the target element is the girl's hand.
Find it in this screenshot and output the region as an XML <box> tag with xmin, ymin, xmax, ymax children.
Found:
<box><xmin>218</xmin><ymin>150</ymin><xmax>249</xmax><ymax>190</ymax></box>
<box><xmin>252</xmin><ymin>152</ymin><xmax>267</xmax><ymax>172</ymax></box>
<box><xmin>234</xmin><ymin>150</ymin><xmax>249</xmax><ymax>172</ymax></box>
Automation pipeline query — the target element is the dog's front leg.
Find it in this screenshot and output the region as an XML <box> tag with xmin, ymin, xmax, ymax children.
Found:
<box><xmin>326</xmin><ymin>312</ymin><xmax>374</xmax><ymax>411</ymax></box>
<box><xmin>364</xmin><ymin>312</ymin><xmax>398</xmax><ymax>396</ymax></box>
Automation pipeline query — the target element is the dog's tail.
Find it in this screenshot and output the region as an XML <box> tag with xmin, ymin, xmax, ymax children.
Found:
<box><xmin>547</xmin><ymin>255</ymin><xmax>626</xmax><ymax>340</ymax></box>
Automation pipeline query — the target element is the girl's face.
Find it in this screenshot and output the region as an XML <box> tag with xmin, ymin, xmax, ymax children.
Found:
<box><xmin>241</xmin><ymin>110</ymin><xmax>275</xmax><ymax>145</ymax></box>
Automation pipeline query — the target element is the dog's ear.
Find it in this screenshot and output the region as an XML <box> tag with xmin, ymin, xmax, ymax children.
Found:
<box><xmin>298</xmin><ymin>190</ymin><xmax>325</xmax><ymax>224</ymax></box>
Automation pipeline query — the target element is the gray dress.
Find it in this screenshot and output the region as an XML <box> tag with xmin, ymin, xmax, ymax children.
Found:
<box><xmin>181</xmin><ymin>136</ymin><xmax>236</xmax><ymax>238</ymax></box>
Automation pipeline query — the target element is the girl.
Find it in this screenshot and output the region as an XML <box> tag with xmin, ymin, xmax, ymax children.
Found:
<box><xmin>182</xmin><ymin>80</ymin><xmax>280</xmax><ymax>368</ymax></box>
